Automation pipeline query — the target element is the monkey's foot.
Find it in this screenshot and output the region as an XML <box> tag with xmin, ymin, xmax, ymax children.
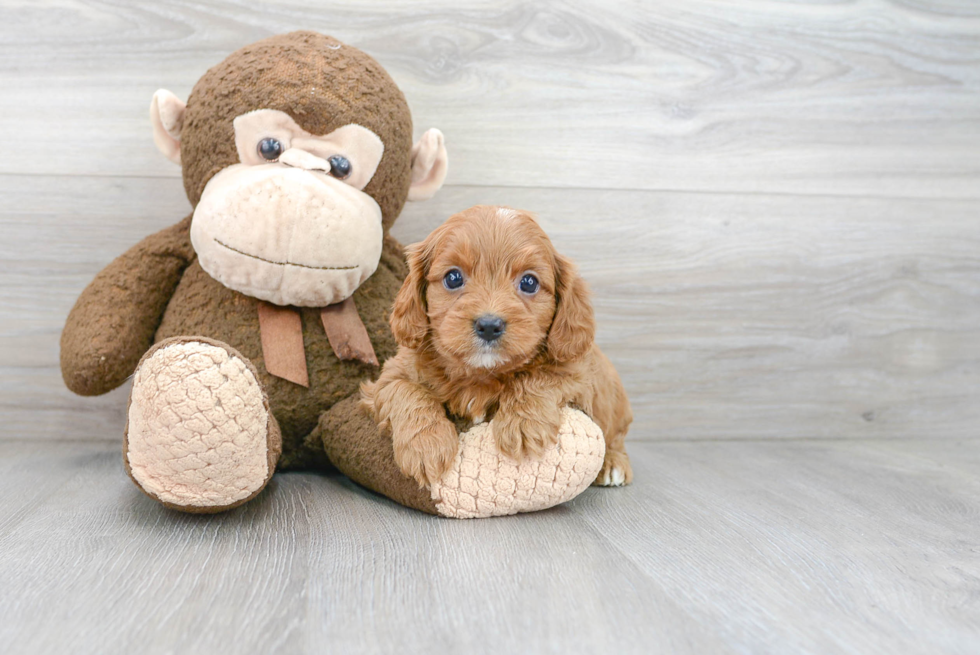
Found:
<box><xmin>125</xmin><ymin>337</ymin><xmax>281</xmax><ymax>513</ymax></box>
<box><xmin>430</xmin><ymin>408</ymin><xmax>605</xmax><ymax>519</ymax></box>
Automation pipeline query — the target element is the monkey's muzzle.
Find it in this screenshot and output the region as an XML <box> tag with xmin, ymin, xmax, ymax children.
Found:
<box><xmin>190</xmin><ymin>164</ymin><xmax>384</xmax><ymax>307</ymax></box>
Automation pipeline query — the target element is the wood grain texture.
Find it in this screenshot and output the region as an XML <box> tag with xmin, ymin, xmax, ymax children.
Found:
<box><xmin>0</xmin><ymin>0</ymin><xmax>978</xmax><ymax>197</ymax></box>
<box><xmin>3</xmin><ymin>3</ymin><xmax>979</xmax><ymax>654</ymax></box>
<box><xmin>0</xmin><ymin>439</ymin><xmax>978</xmax><ymax>655</ymax></box>
<box><xmin>5</xmin><ymin>174</ymin><xmax>977</xmax><ymax>441</ymax></box>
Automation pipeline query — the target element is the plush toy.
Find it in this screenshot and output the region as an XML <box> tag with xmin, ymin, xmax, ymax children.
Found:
<box><xmin>60</xmin><ymin>31</ymin><xmax>605</xmax><ymax>518</ymax></box>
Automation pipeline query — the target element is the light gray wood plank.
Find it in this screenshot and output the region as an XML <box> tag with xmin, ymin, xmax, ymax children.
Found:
<box><xmin>3</xmin><ymin>2</ymin><xmax>977</xmax><ymax>654</ymax></box>
<box><xmin>0</xmin><ymin>441</ymin><xmax>312</xmax><ymax>654</ymax></box>
<box><xmin>0</xmin><ymin>441</ymin><xmax>725</xmax><ymax>655</ymax></box>
<box><xmin>0</xmin><ymin>1</ymin><xmax>978</xmax><ymax>197</ymax></box>
<box><xmin>573</xmin><ymin>438</ymin><xmax>980</xmax><ymax>655</ymax></box>
<box><xmin>299</xmin><ymin>478</ymin><xmax>729</xmax><ymax>655</ymax></box>
<box><xmin>1</xmin><ymin>439</ymin><xmax>978</xmax><ymax>654</ymax></box>
<box><xmin>4</xmin><ymin>174</ymin><xmax>977</xmax><ymax>442</ymax></box>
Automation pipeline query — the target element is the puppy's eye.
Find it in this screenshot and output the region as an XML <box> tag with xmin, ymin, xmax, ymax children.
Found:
<box><xmin>519</xmin><ymin>274</ymin><xmax>539</xmax><ymax>294</ymax></box>
<box><xmin>443</xmin><ymin>268</ymin><xmax>465</xmax><ymax>290</ymax></box>
<box><xmin>328</xmin><ymin>155</ymin><xmax>352</xmax><ymax>179</ymax></box>
<box><xmin>257</xmin><ymin>137</ymin><xmax>283</xmax><ymax>161</ymax></box>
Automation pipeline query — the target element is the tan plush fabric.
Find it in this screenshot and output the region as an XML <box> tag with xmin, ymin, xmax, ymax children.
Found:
<box><xmin>430</xmin><ymin>408</ymin><xmax>606</xmax><ymax>519</ymax></box>
<box><xmin>407</xmin><ymin>128</ymin><xmax>448</xmax><ymax>202</ymax></box>
<box><xmin>124</xmin><ymin>338</ymin><xmax>281</xmax><ymax>512</ymax></box>
<box><xmin>233</xmin><ymin>111</ymin><xmax>385</xmax><ymax>191</ymax></box>
<box><xmin>190</xmin><ymin>164</ymin><xmax>384</xmax><ymax>307</ymax></box>
<box><xmin>150</xmin><ymin>89</ymin><xmax>185</xmax><ymax>165</ymax></box>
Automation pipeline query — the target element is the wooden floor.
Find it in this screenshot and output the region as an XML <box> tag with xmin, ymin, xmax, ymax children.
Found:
<box><xmin>1</xmin><ymin>1</ymin><xmax>979</xmax><ymax>653</ymax></box>
<box><xmin>2</xmin><ymin>439</ymin><xmax>980</xmax><ymax>654</ymax></box>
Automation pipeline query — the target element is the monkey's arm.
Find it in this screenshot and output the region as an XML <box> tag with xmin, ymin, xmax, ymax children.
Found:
<box><xmin>361</xmin><ymin>349</ymin><xmax>458</xmax><ymax>487</ymax></box>
<box><xmin>313</xmin><ymin>394</ymin><xmax>607</xmax><ymax>519</ymax></box>
<box><xmin>313</xmin><ymin>395</ymin><xmax>443</xmax><ymax>514</ymax></box>
<box><xmin>363</xmin><ymin>371</ymin><xmax>459</xmax><ymax>488</ymax></box>
<box><xmin>61</xmin><ymin>215</ymin><xmax>196</xmax><ymax>396</ymax></box>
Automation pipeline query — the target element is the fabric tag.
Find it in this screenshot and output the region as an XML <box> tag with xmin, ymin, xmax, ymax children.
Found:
<box><xmin>320</xmin><ymin>297</ymin><xmax>379</xmax><ymax>367</ymax></box>
<box><xmin>257</xmin><ymin>302</ymin><xmax>309</xmax><ymax>387</ymax></box>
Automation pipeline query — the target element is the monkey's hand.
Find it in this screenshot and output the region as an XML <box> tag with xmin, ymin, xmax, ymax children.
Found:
<box><xmin>61</xmin><ymin>216</ymin><xmax>195</xmax><ymax>396</ymax></box>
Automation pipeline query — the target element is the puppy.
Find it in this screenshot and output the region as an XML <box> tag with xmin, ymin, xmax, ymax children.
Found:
<box><xmin>362</xmin><ymin>205</ymin><xmax>632</xmax><ymax>488</ymax></box>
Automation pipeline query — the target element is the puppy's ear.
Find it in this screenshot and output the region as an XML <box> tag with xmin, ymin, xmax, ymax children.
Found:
<box><xmin>547</xmin><ymin>253</ymin><xmax>596</xmax><ymax>362</ymax></box>
<box><xmin>390</xmin><ymin>241</ymin><xmax>431</xmax><ymax>349</ymax></box>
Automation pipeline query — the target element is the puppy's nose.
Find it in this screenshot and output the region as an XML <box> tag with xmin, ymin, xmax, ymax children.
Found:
<box><xmin>474</xmin><ymin>315</ymin><xmax>506</xmax><ymax>343</ymax></box>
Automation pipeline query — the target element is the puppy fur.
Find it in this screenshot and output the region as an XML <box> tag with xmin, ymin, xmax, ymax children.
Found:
<box><xmin>362</xmin><ymin>205</ymin><xmax>632</xmax><ymax>488</ymax></box>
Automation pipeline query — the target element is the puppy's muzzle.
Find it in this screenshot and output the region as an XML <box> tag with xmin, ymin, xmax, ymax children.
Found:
<box><xmin>474</xmin><ymin>315</ymin><xmax>506</xmax><ymax>344</ymax></box>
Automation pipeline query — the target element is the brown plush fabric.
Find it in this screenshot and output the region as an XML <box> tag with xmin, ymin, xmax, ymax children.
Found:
<box><xmin>312</xmin><ymin>396</ymin><xmax>439</xmax><ymax>515</ymax></box>
<box><xmin>179</xmin><ymin>31</ymin><xmax>413</xmax><ymax>230</ymax></box>
<box><xmin>61</xmin><ymin>32</ymin><xmax>434</xmax><ymax>514</ymax></box>
<box><xmin>153</xmin><ymin>237</ymin><xmax>403</xmax><ymax>470</ymax></box>
<box><xmin>61</xmin><ymin>215</ymin><xmax>196</xmax><ymax>396</ymax></box>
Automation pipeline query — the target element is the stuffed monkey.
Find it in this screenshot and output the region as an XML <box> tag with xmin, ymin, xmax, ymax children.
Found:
<box><xmin>61</xmin><ymin>32</ymin><xmax>604</xmax><ymax>518</ymax></box>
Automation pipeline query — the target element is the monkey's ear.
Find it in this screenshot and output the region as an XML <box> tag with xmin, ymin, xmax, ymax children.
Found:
<box><xmin>407</xmin><ymin>128</ymin><xmax>448</xmax><ymax>202</ymax></box>
<box><xmin>150</xmin><ymin>89</ymin><xmax>187</xmax><ymax>165</ymax></box>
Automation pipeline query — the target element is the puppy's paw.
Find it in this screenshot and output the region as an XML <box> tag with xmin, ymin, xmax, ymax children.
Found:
<box><xmin>594</xmin><ymin>449</ymin><xmax>633</xmax><ymax>487</ymax></box>
<box><xmin>492</xmin><ymin>412</ymin><xmax>561</xmax><ymax>460</ymax></box>
<box><xmin>393</xmin><ymin>419</ymin><xmax>459</xmax><ymax>488</ymax></box>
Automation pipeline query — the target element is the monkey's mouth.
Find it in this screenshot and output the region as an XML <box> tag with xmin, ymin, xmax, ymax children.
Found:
<box><xmin>213</xmin><ymin>238</ymin><xmax>358</xmax><ymax>271</ymax></box>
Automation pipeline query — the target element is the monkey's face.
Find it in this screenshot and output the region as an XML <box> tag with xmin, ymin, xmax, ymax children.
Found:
<box><xmin>189</xmin><ymin>110</ymin><xmax>387</xmax><ymax>307</ymax></box>
<box><xmin>150</xmin><ymin>33</ymin><xmax>450</xmax><ymax>306</ymax></box>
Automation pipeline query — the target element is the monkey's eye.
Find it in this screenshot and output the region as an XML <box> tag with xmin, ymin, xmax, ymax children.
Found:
<box><xmin>443</xmin><ymin>269</ymin><xmax>465</xmax><ymax>291</ymax></box>
<box><xmin>328</xmin><ymin>155</ymin><xmax>352</xmax><ymax>180</ymax></box>
<box><xmin>257</xmin><ymin>137</ymin><xmax>283</xmax><ymax>161</ymax></box>
<box><xmin>519</xmin><ymin>274</ymin><xmax>539</xmax><ymax>294</ymax></box>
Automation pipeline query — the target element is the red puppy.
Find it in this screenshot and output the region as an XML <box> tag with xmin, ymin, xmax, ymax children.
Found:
<box><xmin>362</xmin><ymin>205</ymin><xmax>632</xmax><ymax>488</ymax></box>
